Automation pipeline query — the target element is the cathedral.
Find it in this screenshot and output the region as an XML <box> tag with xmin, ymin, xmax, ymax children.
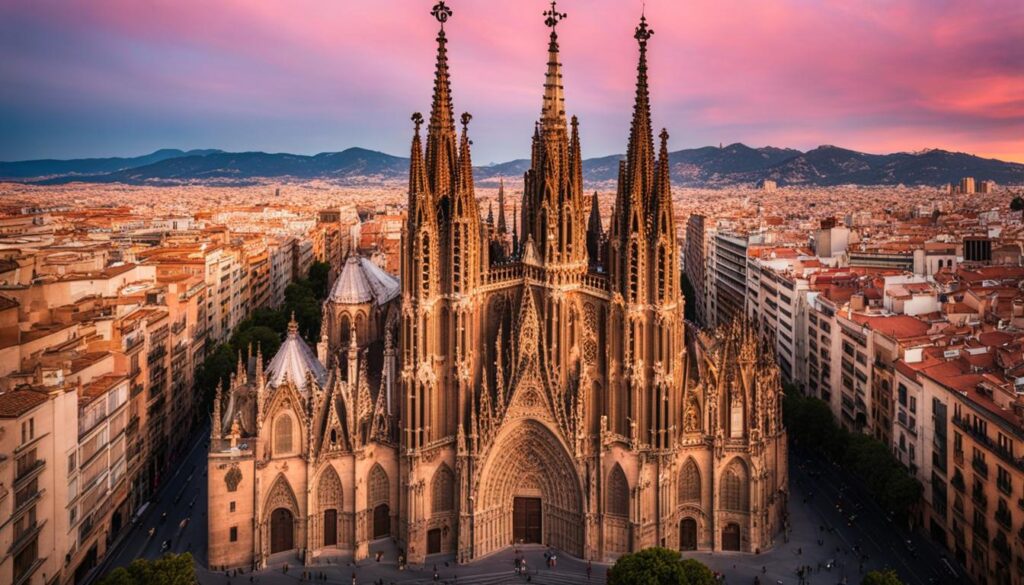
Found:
<box><xmin>207</xmin><ymin>1</ymin><xmax>788</xmax><ymax>570</ymax></box>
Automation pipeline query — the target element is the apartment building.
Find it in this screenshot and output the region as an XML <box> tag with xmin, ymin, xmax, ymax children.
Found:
<box><xmin>683</xmin><ymin>214</ymin><xmax>709</xmax><ymax>328</ymax></box>
<box><xmin>712</xmin><ymin>231</ymin><xmax>749</xmax><ymax>327</ymax></box>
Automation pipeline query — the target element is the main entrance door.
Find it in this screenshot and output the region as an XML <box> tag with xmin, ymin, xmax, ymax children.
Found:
<box><xmin>427</xmin><ymin>528</ymin><xmax>442</xmax><ymax>554</ymax></box>
<box><xmin>513</xmin><ymin>497</ymin><xmax>542</xmax><ymax>544</ymax></box>
<box><xmin>373</xmin><ymin>504</ymin><xmax>390</xmax><ymax>539</ymax></box>
<box><xmin>722</xmin><ymin>522</ymin><xmax>741</xmax><ymax>551</ymax></box>
<box><xmin>323</xmin><ymin>509</ymin><xmax>338</xmax><ymax>547</ymax></box>
<box><xmin>270</xmin><ymin>508</ymin><xmax>294</xmax><ymax>553</ymax></box>
<box><xmin>680</xmin><ymin>518</ymin><xmax>697</xmax><ymax>551</ymax></box>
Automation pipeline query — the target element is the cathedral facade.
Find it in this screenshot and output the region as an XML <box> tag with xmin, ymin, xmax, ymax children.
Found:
<box><xmin>207</xmin><ymin>2</ymin><xmax>787</xmax><ymax>570</ymax></box>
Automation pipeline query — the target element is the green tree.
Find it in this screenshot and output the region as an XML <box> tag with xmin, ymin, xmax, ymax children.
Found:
<box><xmin>230</xmin><ymin>325</ymin><xmax>282</xmax><ymax>360</ymax></box>
<box><xmin>98</xmin><ymin>553</ymin><xmax>197</xmax><ymax>585</ymax></box>
<box><xmin>608</xmin><ymin>548</ymin><xmax>715</xmax><ymax>585</ymax></box>
<box><xmin>308</xmin><ymin>260</ymin><xmax>331</xmax><ymax>299</ymax></box>
<box><xmin>861</xmin><ymin>568</ymin><xmax>904</xmax><ymax>585</ymax></box>
<box><xmin>1010</xmin><ymin>196</ymin><xmax>1024</xmax><ymax>212</ymax></box>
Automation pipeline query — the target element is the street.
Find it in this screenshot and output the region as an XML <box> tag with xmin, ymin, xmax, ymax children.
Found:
<box><xmin>98</xmin><ymin>426</ymin><xmax>212</xmax><ymax>577</ymax></box>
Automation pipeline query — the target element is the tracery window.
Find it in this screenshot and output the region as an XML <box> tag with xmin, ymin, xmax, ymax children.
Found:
<box><xmin>431</xmin><ymin>464</ymin><xmax>455</xmax><ymax>513</ymax></box>
<box><xmin>368</xmin><ymin>464</ymin><xmax>389</xmax><ymax>507</ymax></box>
<box><xmin>721</xmin><ymin>460</ymin><xmax>750</xmax><ymax>512</ymax></box>
<box><xmin>679</xmin><ymin>459</ymin><xmax>701</xmax><ymax>504</ymax></box>
<box><xmin>607</xmin><ymin>465</ymin><xmax>630</xmax><ymax>517</ymax></box>
<box><xmin>274</xmin><ymin>414</ymin><xmax>293</xmax><ymax>455</ymax></box>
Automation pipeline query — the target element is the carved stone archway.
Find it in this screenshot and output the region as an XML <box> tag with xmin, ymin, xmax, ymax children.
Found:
<box><xmin>261</xmin><ymin>474</ymin><xmax>301</xmax><ymax>560</ymax></box>
<box><xmin>474</xmin><ymin>418</ymin><xmax>583</xmax><ymax>558</ymax></box>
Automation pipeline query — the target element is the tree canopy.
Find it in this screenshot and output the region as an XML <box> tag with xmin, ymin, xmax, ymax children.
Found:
<box><xmin>608</xmin><ymin>548</ymin><xmax>716</xmax><ymax>585</ymax></box>
<box><xmin>98</xmin><ymin>553</ymin><xmax>196</xmax><ymax>585</ymax></box>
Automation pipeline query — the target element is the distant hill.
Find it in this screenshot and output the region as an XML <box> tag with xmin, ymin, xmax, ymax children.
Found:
<box><xmin>0</xmin><ymin>149</ymin><xmax>221</xmax><ymax>180</ymax></box>
<box><xmin>7</xmin><ymin>144</ymin><xmax>1023</xmax><ymax>187</ymax></box>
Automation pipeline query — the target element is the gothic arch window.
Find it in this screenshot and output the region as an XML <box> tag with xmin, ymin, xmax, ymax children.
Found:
<box><xmin>368</xmin><ymin>464</ymin><xmax>389</xmax><ymax>508</ymax></box>
<box><xmin>607</xmin><ymin>464</ymin><xmax>630</xmax><ymax>518</ymax></box>
<box><xmin>431</xmin><ymin>464</ymin><xmax>455</xmax><ymax>514</ymax></box>
<box><xmin>721</xmin><ymin>459</ymin><xmax>750</xmax><ymax>513</ymax></box>
<box><xmin>679</xmin><ymin>459</ymin><xmax>701</xmax><ymax>504</ymax></box>
<box><xmin>340</xmin><ymin>314</ymin><xmax>351</xmax><ymax>347</ymax></box>
<box><xmin>274</xmin><ymin>413</ymin><xmax>293</xmax><ymax>455</ymax></box>
<box><xmin>318</xmin><ymin>466</ymin><xmax>343</xmax><ymax>510</ymax></box>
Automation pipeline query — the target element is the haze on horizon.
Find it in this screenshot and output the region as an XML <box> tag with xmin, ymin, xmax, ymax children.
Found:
<box><xmin>1</xmin><ymin>0</ymin><xmax>1022</xmax><ymax>164</ymax></box>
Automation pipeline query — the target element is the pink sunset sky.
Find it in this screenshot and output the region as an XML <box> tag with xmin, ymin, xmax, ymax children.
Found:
<box><xmin>1</xmin><ymin>0</ymin><xmax>1022</xmax><ymax>163</ymax></box>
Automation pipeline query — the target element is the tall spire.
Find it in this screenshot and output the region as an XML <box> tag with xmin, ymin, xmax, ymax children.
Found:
<box><xmin>540</xmin><ymin>1</ymin><xmax>568</xmax><ymax>130</ymax></box>
<box><xmin>409</xmin><ymin>112</ymin><xmax>429</xmax><ymax>216</ymax></box>
<box><xmin>425</xmin><ymin>1</ymin><xmax>459</xmax><ymax>201</ymax></box>
<box><xmin>496</xmin><ymin>178</ymin><xmax>507</xmax><ymax>234</ymax></box>
<box><xmin>625</xmin><ymin>12</ymin><xmax>656</xmax><ymax>205</ymax></box>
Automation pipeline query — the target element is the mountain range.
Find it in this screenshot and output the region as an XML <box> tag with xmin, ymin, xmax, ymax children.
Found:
<box><xmin>3</xmin><ymin>144</ymin><xmax>1022</xmax><ymax>188</ymax></box>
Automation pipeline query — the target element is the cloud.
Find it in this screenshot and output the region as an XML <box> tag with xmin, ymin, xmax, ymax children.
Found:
<box><xmin>0</xmin><ymin>0</ymin><xmax>1021</xmax><ymax>162</ymax></box>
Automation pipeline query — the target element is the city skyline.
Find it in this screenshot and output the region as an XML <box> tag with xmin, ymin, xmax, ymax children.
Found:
<box><xmin>2</xmin><ymin>0</ymin><xmax>1022</xmax><ymax>163</ymax></box>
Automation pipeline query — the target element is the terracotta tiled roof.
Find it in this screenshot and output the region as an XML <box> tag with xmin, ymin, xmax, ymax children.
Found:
<box><xmin>0</xmin><ymin>389</ymin><xmax>48</xmax><ymax>418</ymax></box>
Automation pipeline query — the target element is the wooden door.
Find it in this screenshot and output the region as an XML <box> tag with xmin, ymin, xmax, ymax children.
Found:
<box><xmin>427</xmin><ymin>528</ymin><xmax>442</xmax><ymax>554</ymax></box>
<box><xmin>513</xmin><ymin>497</ymin><xmax>542</xmax><ymax>544</ymax></box>
<box><xmin>270</xmin><ymin>508</ymin><xmax>294</xmax><ymax>553</ymax></box>
<box><xmin>680</xmin><ymin>518</ymin><xmax>697</xmax><ymax>551</ymax></box>
<box><xmin>323</xmin><ymin>509</ymin><xmax>338</xmax><ymax>547</ymax></box>
<box><xmin>373</xmin><ymin>504</ymin><xmax>390</xmax><ymax>539</ymax></box>
<box><xmin>722</xmin><ymin>522</ymin><xmax>741</xmax><ymax>551</ymax></box>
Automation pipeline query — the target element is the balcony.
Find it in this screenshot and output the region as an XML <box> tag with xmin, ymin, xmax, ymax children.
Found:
<box><xmin>953</xmin><ymin>415</ymin><xmax>1024</xmax><ymax>472</ymax></box>
<box><xmin>8</xmin><ymin>518</ymin><xmax>44</xmax><ymax>557</ymax></box>
<box><xmin>995</xmin><ymin>506</ymin><xmax>1012</xmax><ymax>529</ymax></box>
<box><xmin>972</xmin><ymin>457</ymin><xmax>989</xmax><ymax>479</ymax></box>
<box><xmin>997</xmin><ymin>478</ymin><xmax>1012</xmax><ymax>496</ymax></box>
<box><xmin>951</xmin><ymin>472</ymin><xmax>965</xmax><ymax>492</ymax></box>
<box><xmin>954</xmin><ymin>449</ymin><xmax>964</xmax><ymax>465</ymax></box>
<box><xmin>14</xmin><ymin>458</ymin><xmax>44</xmax><ymax>487</ymax></box>
<box><xmin>972</xmin><ymin>486</ymin><xmax>988</xmax><ymax>510</ymax></box>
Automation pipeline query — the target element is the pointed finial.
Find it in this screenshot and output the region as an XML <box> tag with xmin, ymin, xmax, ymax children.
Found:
<box><xmin>412</xmin><ymin>112</ymin><xmax>424</xmax><ymax>135</ymax></box>
<box><xmin>460</xmin><ymin>111</ymin><xmax>472</xmax><ymax>131</ymax></box>
<box><xmin>431</xmin><ymin>1</ymin><xmax>452</xmax><ymax>26</ymax></box>
<box><xmin>635</xmin><ymin>13</ymin><xmax>654</xmax><ymax>45</ymax></box>
<box><xmin>660</xmin><ymin>128</ymin><xmax>670</xmax><ymax>145</ymax></box>
<box><xmin>544</xmin><ymin>0</ymin><xmax>567</xmax><ymax>30</ymax></box>
<box><xmin>288</xmin><ymin>311</ymin><xmax>299</xmax><ymax>335</ymax></box>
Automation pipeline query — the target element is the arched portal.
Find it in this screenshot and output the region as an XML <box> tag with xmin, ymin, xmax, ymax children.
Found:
<box><xmin>722</xmin><ymin>522</ymin><xmax>741</xmax><ymax>551</ymax></box>
<box><xmin>270</xmin><ymin>508</ymin><xmax>294</xmax><ymax>553</ymax></box>
<box><xmin>680</xmin><ymin>517</ymin><xmax>697</xmax><ymax>551</ymax></box>
<box><xmin>474</xmin><ymin>418</ymin><xmax>583</xmax><ymax>557</ymax></box>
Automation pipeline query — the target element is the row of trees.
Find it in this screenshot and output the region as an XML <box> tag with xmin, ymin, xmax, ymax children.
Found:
<box><xmin>783</xmin><ymin>385</ymin><xmax>923</xmax><ymax>522</ymax></box>
<box><xmin>196</xmin><ymin>261</ymin><xmax>331</xmax><ymax>414</ymax></box>
<box><xmin>99</xmin><ymin>553</ymin><xmax>196</xmax><ymax>585</ymax></box>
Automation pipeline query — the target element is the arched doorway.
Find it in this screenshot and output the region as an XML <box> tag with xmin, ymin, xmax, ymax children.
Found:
<box><xmin>475</xmin><ymin>418</ymin><xmax>583</xmax><ymax>557</ymax></box>
<box><xmin>722</xmin><ymin>522</ymin><xmax>741</xmax><ymax>551</ymax></box>
<box><xmin>680</xmin><ymin>518</ymin><xmax>698</xmax><ymax>551</ymax></box>
<box><xmin>323</xmin><ymin>509</ymin><xmax>338</xmax><ymax>546</ymax></box>
<box><xmin>373</xmin><ymin>504</ymin><xmax>390</xmax><ymax>539</ymax></box>
<box><xmin>270</xmin><ymin>508</ymin><xmax>294</xmax><ymax>553</ymax></box>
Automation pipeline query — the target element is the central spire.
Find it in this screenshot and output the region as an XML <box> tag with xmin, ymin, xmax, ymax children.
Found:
<box><xmin>625</xmin><ymin>12</ymin><xmax>656</xmax><ymax>207</ymax></box>
<box><xmin>540</xmin><ymin>0</ymin><xmax>568</xmax><ymax>129</ymax></box>
<box><xmin>425</xmin><ymin>1</ymin><xmax>459</xmax><ymax>201</ymax></box>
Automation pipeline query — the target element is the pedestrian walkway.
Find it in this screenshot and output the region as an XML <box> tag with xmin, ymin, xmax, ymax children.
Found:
<box><xmin>196</xmin><ymin>543</ymin><xmax>607</xmax><ymax>585</ymax></box>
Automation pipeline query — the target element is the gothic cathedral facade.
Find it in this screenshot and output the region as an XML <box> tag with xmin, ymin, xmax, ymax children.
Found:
<box><xmin>207</xmin><ymin>2</ymin><xmax>788</xmax><ymax>571</ymax></box>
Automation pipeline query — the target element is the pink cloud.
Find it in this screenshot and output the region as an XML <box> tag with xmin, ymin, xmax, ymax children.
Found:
<box><xmin>1</xmin><ymin>0</ymin><xmax>1021</xmax><ymax>162</ymax></box>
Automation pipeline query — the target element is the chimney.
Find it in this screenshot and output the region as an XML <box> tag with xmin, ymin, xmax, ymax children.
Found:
<box><xmin>850</xmin><ymin>293</ymin><xmax>865</xmax><ymax>313</ymax></box>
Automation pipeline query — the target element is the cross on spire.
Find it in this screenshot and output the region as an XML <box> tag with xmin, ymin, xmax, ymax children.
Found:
<box><xmin>543</xmin><ymin>0</ymin><xmax>567</xmax><ymax>30</ymax></box>
<box><xmin>431</xmin><ymin>1</ymin><xmax>452</xmax><ymax>27</ymax></box>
